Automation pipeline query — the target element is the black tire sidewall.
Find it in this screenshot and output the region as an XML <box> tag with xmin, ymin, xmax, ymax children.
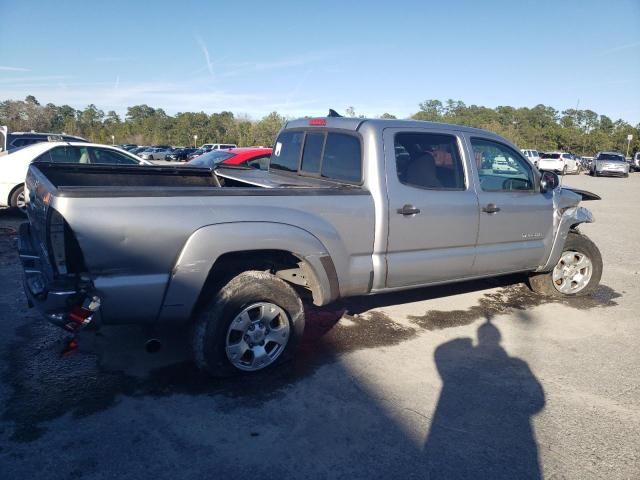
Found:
<box><xmin>10</xmin><ymin>185</ymin><xmax>24</xmax><ymax>210</ymax></box>
<box><xmin>530</xmin><ymin>232</ymin><xmax>603</xmax><ymax>297</ymax></box>
<box><xmin>194</xmin><ymin>271</ymin><xmax>304</xmax><ymax>376</ymax></box>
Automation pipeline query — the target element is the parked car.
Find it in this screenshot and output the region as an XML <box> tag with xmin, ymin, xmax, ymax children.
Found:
<box><xmin>631</xmin><ymin>152</ymin><xmax>640</xmax><ymax>172</ymax></box>
<box><xmin>521</xmin><ymin>149</ymin><xmax>540</xmax><ymax>167</ymax></box>
<box><xmin>201</xmin><ymin>143</ymin><xmax>237</xmax><ymax>150</ymax></box>
<box><xmin>0</xmin><ymin>142</ymin><xmax>150</xmax><ymax>210</ymax></box>
<box><xmin>187</xmin><ymin>147</ymin><xmax>211</xmax><ymax>161</ymax></box>
<box><xmin>187</xmin><ymin>147</ymin><xmax>272</xmax><ymax>169</ymax></box>
<box><xmin>20</xmin><ymin>114</ymin><xmax>603</xmax><ymax>376</ymax></box>
<box><xmin>117</xmin><ymin>144</ymin><xmax>137</xmax><ymax>151</ymax></box>
<box><xmin>1</xmin><ymin>126</ymin><xmax>87</xmax><ymax>153</ymax></box>
<box><xmin>590</xmin><ymin>152</ymin><xmax>629</xmax><ymax>177</ymax></box>
<box><xmin>538</xmin><ymin>152</ymin><xmax>579</xmax><ymax>175</ymax></box>
<box><xmin>167</xmin><ymin>148</ymin><xmax>197</xmax><ymax>162</ymax></box>
<box><xmin>128</xmin><ymin>146</ymin><xmax>144</xmax><ymax>155</ymax></box>
<box><xmin>140</xmin><ymin>148</ymin><xmax>172</xmax><ymax>161</ymax></box>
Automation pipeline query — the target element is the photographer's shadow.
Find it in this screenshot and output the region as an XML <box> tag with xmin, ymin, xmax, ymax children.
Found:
<box><xmin>425</xmin><ymin>317</ymin><xmax>545</xmax><ymax>479</ymax></box>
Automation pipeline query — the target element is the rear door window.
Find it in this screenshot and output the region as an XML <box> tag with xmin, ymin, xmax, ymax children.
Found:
<box><xmin>394</xmin><ymin>132</ymin><xmax>465</xmax><ymax>190</ymax></box>
<box><xmin>90</xmin><ymin>147</ymin><xmax>140</xmax><ymax>164</ymax></box>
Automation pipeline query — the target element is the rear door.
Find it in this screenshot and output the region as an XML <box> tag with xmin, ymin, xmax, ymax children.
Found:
<box><xmin>469</xmin><ymin>137</ymin><xmax>553</xmax><ymax>274</ymax></box>
<box><xmin>383</xmin><ymin>128</ymin><xmax>480</xmax><ymax>288</ymax></box>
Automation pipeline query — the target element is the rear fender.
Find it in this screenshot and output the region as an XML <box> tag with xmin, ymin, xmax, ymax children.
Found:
<box><xmin>157</xmin><ymin>222</ymin><xmax>338</xmax><ymax>322</ymax></box>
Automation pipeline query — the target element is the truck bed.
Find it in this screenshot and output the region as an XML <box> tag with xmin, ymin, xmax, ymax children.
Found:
<box><xmin>24</xmin><ymin>163</ymin><xmax>376</xmax><ymax>324</ymax></box>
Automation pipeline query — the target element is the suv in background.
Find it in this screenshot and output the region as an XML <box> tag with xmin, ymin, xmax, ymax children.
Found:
<box><xmin>521</xmin><ymin>149</ymin><xmax>540</xmax><ymax>167</ymax></box>
<box><xmin>0</xmin><ymin>126</ymin><xmax>87</xmax><ymax>153</ymax></box>
<box><xmin>201</xmin><ymin>143</ymin><xmax>237</xmax><ymax>150</ymax></box>
<box><xmin>591</xmin><ymin>152</ymin><xmax>629</xmax><ymax>177</ymax></box>
<box><xmin>538</xmin><ymin>152</ymin><xmax>579</xmax><ymax>175</ymax></box>
<box><xmin>632</xmin><ymin>152</ymin><xmax>640</xmax><ymax>172</ymax></box>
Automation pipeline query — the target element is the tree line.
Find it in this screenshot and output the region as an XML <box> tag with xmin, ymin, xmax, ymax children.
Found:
<box><xmin>1</xmin><ymin>95</ymin><xmax>638</xmax><ymax>155</ymax></box>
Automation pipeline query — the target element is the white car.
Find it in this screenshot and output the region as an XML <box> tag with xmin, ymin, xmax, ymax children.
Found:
<box><xmin>139</xmin><ymin>148</ymin><xmax>172</xmax><ymax>161</ymax></box>
<box><xmin>201</xmin><ymin>143</ymin><xmax>237</xmax><ymax>150</ymax></box>
<box><xmin>538</xmin><ymin>151</ymin><xmax>579</xmax><ymax>175</ymax></box>
<box><xmin>521</xmin><ymin>149</ymin><xmax>540</xmax><ymax>167</ymax></box>
<box><xmin>0</xmin><ymin>142</ymin><xmax>150</xmax><ymax>210</ymax></box>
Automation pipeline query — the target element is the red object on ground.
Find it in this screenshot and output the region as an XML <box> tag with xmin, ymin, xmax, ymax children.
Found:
<box><xmin>62</xmin><ymin>339</ymin><xmax>79</xmax><ymax>357</ymax></box>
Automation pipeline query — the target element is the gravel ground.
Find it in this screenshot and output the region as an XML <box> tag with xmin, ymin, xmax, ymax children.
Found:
<box><xmin>0</xmin><ymin>173</ymin><xmax>638</xmax><ymax>479</ymax></box>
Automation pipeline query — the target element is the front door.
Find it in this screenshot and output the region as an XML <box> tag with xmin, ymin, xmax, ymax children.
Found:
<box><xmin>384</xmin><ymin>128</ymin><xmax>480</xmax><ymax>288</ymax></box>
<box><xmin>469</xmin><ymin>137</ymin><xmax>554</xmax><ymax>275</ymax></box>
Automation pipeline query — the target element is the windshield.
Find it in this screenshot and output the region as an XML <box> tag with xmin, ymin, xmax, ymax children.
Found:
<box><xmin>541</xmin><ymin>153</ymin><xmax>560</xmax><ymax>159</ymax></box>
<box><xmin>189</xmin><ymin>150</ymin><xmax>234</xmax><ymax>167</ymax></box>
<box><xmin>597</xmin><ymin>153</ymin><xmax>625</xmax><ymax>161</ymax></box>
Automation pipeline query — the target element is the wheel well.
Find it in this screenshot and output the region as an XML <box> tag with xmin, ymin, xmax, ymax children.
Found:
<box><xmin>8</xmin><ymin>183</ymin><xmax>24</xmax><ymax>207</ymax></box>
<box><xmin>193</xmin><ymin>250</ymin><xmax>314</xmax><ymax>313</ymax></box>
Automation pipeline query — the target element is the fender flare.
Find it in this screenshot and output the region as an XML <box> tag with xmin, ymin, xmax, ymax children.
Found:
<box><xmin>157</xmin><ymin>222</ymin><xmax>339</xmax><ymax>322</ymax></box>
<box><xmin>536</xmin><ymin>206</ymin><xmax>594</xmax><ymax>272</ymax></box>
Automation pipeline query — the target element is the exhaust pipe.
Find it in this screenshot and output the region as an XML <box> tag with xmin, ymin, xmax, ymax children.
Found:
<box><xmin>145</xmin><ymin>338</ymin><xmax>162</xmax><ymax>353</ymax></box>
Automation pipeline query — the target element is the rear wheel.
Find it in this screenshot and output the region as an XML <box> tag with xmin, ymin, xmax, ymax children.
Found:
<box><xmin>529</xmin><ymin>232</ymin><xmax>602</xmax><ymax>297</ymax></box>
<box><xmin>9</xmin><ymin>185</ymin><xmax>26</xmax><ymax>213</ymax></box>
<box><xmin>193</xmin><ymin>271</ymin><xmax>304</xmax><ymax>376</ymax></box>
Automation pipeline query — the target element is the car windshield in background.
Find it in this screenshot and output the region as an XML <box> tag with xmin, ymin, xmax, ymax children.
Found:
<box><xmin>189</xmin><ymin>150</ymin><xmax>234</xmax><ymax>167</ymax></box>
<box><xmin>598</xmin><ymin>153</ymin><xmax>625</xmax><ymax>161</ymax></box>
<box><xmin>541</xmin><ymin>153</ymin><xmax>561</xmax><ymax>159</ymax></box>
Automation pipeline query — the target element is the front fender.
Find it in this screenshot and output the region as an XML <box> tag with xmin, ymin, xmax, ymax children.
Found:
<box><xmin>157</xmin><ymin>222</ymin><xmax>338</xmax><ymax>323</ymax></box>
<box><xmin>536</xmin><ymin>206</ymin><xmax>594</xmax><ymax>272</ymax></box>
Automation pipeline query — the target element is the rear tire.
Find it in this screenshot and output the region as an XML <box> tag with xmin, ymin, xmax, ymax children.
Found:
<box><xmin>192</xmin><ymin>271</ymin><xmax>304</xmax><ymax>377</ymax></box>
<box><xmin>528</xmin><ymin>232</ymin><xmax>602</xmax><ymax>298</ymax></box>
<box><xmin>9</xmin><ymin>185</ymin><xmax>26</xmax><ymax>213</ymax></box>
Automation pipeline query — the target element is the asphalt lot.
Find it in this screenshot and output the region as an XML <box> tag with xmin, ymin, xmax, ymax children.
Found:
<box><xmin>1</xmin><ymin>173</ymin><xmax>639</xmax><ymax>479</ymax></box>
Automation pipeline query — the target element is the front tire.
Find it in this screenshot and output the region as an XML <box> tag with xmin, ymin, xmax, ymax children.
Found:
<box><xmin>193</xmin><ymin>271</ymin><xmax>304</xmax><ymax>376</ymax></box>
<box><xmin>528</xmin><ymin>232</ymin><xmax>602</xmax><ymax>297</ymax></box>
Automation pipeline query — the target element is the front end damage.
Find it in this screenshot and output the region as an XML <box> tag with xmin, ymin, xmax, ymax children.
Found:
<box><xmin>536</xmin><ymin>187</ymin><xmax>596</xmax><ymax>272</ymax></box>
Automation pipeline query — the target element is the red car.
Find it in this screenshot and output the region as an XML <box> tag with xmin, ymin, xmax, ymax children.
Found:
<box><xmin>187</xmin><ymin>147</ymin><xmax>272</xmax><ymax>170</ymax></box>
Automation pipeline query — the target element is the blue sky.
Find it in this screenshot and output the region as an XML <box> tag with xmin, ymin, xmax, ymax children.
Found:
<box><xmin>1</xmin><ymin>0</ymin><xmax>639</xmax><ymax>123</ymax></box>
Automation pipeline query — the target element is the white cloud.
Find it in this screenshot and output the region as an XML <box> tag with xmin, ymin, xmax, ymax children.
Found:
<box><xmin>0</xmin><ymin>65</ymin><xmax>31</xmax><ymax>72</ymax></box>
<box><xmin>599</xmin><ymin>41</ymin><xmax>640</xmax><ymax>55</ymax></box>
<box><xmin>195</xmin><ymin>34</ymin><xmax>215</xmax><ymax>79</ymax></box>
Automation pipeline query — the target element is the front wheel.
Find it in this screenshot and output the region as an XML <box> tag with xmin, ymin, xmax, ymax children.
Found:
<box><xmin>193</xmin><ymin>271</ymin><xmax>304</xmax><ymax>376</ymax></box>
<box><xmin>528</xmin><ymin>232</ymin><xmax>602</xmax><ymax>297</ymax></box>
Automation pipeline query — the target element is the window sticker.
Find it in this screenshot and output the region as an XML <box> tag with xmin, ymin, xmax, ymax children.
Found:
<box><xmin>274</xmin><ymin>142</ymin><xmax>282</xmax><ymax>156</ymax></box>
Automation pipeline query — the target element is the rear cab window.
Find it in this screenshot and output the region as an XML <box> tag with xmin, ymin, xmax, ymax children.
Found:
<box><xmin>271</xmin><ymin>129</ymin><xmax>362</xmax><ymax>183</ymax></box>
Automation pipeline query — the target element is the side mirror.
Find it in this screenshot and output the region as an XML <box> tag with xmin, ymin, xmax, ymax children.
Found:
<box><xmin>540</xmin><ymin>170</ymin><xmax>559</xmax><ymax>193</ymax></box>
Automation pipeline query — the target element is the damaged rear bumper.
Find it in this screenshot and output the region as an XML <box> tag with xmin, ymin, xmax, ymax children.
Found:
<box><xmin>18</xmin><ymin>222</ymin><xmax>100</xmax><ymax>332</ymax></box>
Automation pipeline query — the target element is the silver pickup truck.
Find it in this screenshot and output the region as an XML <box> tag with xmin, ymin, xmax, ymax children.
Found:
<box><xmin>19</xmin><ymin>116</ymin><xmax>602</xmax><ymax>375</ymax></box>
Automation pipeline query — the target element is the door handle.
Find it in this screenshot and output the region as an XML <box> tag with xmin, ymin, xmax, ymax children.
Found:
<box><xmin>397</xmin><ymin>204</ymin><xmax>421</xmax><ymax>216</ymax></box>
<box><xmin>482</xmin><ymin>203</ymin><xmax>501</xmax><ymax>214</ymax></box>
